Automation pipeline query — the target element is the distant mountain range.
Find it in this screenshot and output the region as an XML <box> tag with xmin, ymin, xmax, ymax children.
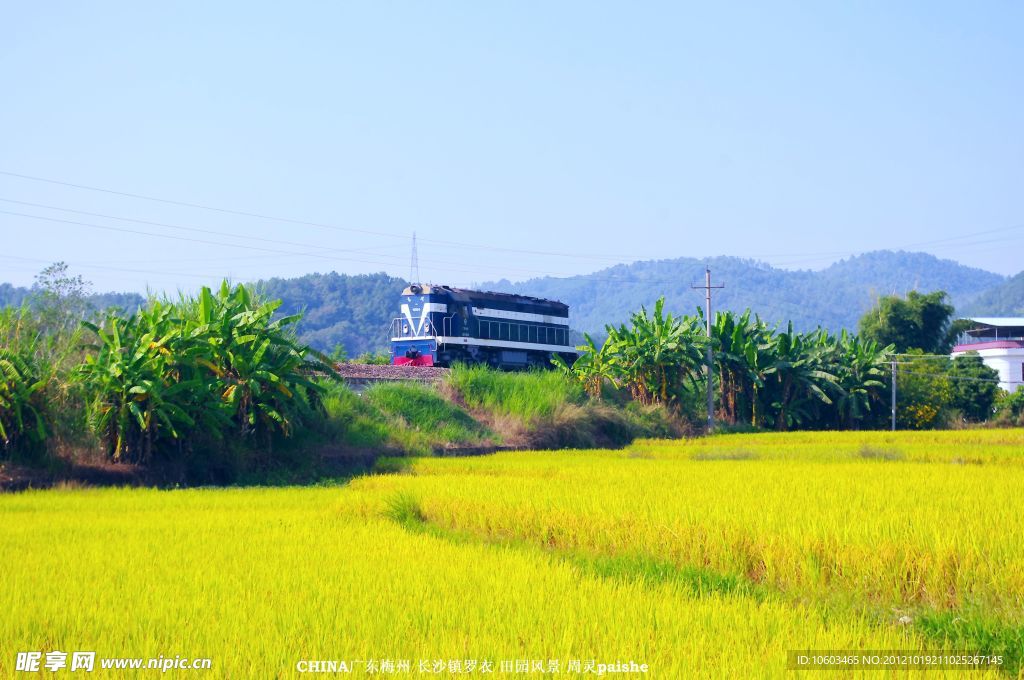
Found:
<box><xmin>0</xmin><ymin>283</ymin><xmax>145</xmax><ymax>317</ymax></box>
<box><xmin>2</xmin><ymin>250</ymin><xmax>1020</xmax><ymax>355</ymax></box>
<box><xmin>482</xmin><ymin>251</ymin><xmax>1009</xmax><ymax>337</ymax></box>
<box><xmin>960</xmin><ymin>271</ymin><xmax>1024</xmax><ymax>317</ymax></box>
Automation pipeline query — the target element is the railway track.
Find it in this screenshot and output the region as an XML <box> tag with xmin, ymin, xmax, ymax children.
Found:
<box><xmin>333</xmin><ymin>363</ymin><xmax>449</xmax><ymax>391</ymax></box>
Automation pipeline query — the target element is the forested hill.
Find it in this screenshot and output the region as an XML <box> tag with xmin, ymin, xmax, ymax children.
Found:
<box><xmin>0</xmin><ymin>283</ymin><xmax>144</xmax><ymax>316</ymax></box>
<box><xmin>256</xmin><ymin>272</ymin><xmax>406</xmax><ymax>357</ymax></box>
<box><xmin>482</xmin><ymin>251</ymin><xmax>1006</xmax><ymax>337</ymax></box>
<box><xmin>1</xmin><ymin>251</ymin><xmax>1013</xmax><ymax>355</ymax></box>
<box><xmin>962</xmin><ymin>271</ymin><xmax>1024</xmax><ymax>316</ymax></box>
<box><xmin>259</xmin><ymin>252</ymin><xmax>1007</xmax><ymax>353</ymax></box>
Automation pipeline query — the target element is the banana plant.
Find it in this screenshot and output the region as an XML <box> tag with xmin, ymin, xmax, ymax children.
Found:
<box><xmin>77</xmin><ymin>304</ymin><xmax>195</xmax><ymax>462</ymax></box>
<box><xmin>184</xmin><ymin>282</ymin><xmax>334</xmax><ymax>439</ymax></box>
<box><xmin>605</xmin><ymin>298</ymin><xmax>705</xmax><ymax>406</ymax></box>
<box><xmin>0</xmin><ymin>346</ymin><xmax>48</xmax><ymax>455</ymax></box>
<box><xmin>552</xmin><ymin>333</ymin><xmax>619</xmax><ymax>398</ymax></box>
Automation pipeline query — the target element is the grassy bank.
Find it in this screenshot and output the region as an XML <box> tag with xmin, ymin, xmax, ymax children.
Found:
<box><xmin>318</xmin><ymin>365</ymin><xmax>684</xmax><ymax>459</ymax></box>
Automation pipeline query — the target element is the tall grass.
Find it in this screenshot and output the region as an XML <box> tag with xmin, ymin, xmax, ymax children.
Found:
<box><xmin>447</xmin><ymin>363</ymin><xmax>585</xmax><ymax>422</ymax></box>
<box><xmin>322</xmin><ymin>382</ymin><xmax>495</xmax><ymax>455</ymax></box>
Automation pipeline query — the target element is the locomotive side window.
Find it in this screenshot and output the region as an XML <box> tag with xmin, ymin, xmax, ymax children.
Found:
<box><xmin>500</xmin><ymin>323</ymin><xmax>509</xmax><ymax>341</ymax></box>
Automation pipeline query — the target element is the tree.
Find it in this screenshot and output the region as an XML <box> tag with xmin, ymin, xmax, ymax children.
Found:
<box><xmin>710</xmin><ymin>310</ymin><xmax>763</xmax><ymax>426</ymax></box>
<box><xmin>894</xmin><ymin>351</ymin><xmax>952</xmax><ymax>429</ymax></box>
<box><xmin>604</xmin><ymin>298</ymin><xmax>706</xmax><ymax>406</ymax></box>
<box><xmin>30</xmin><ymin>262</ymin><xmax>91</xmax><ymax>335</ymax></box>
<box><xmin>77</xmin><ymin>282</ymin><xmax>336</xmax><ymax>463</ymax></box>
<box><xmin>994</xmin><ymin>389</ymin><xmax>1024</xmax><ymax>425</ymax></box>
<box><xmin>858</xmin><ymin>290</ymin><xmax>961</xmax><ymax>353</ymax></box>
<box><xmin>760</xmin><ymin>325</ymin><xmax>838</xmax><ymax>430</ymax></box>
<box><xmin>947</xmin><ymin>352</ymin><xmax>999</xmax><ymax>422</ymax></box>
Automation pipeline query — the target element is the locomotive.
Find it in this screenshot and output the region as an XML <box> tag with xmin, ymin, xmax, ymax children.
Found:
<box><xmin>390</xmin><ymin>284</ymin><xmax>578</xmax><ymax>369</ymax></box>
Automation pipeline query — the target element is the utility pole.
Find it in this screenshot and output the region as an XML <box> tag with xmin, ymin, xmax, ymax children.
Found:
<box><xmin>891</xmin><ymin>359</ymin><xmax>897</xmax><ymax>431</ymax></box>
<box><xmin>410</xmin><ymin>232</ymin><xmax>420</xmax><ymax>285</ymax></box>
<box><xmin>692</xmin><ymin>266</ymin><xmax>724</xmax><ymax>432</ymax></box>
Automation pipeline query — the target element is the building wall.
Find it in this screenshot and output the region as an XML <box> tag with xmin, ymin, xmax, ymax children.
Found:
<box><xmin>953</xmin><ymin>347</ymin><xmax>1024</xmax><ymax>393</ymax></box>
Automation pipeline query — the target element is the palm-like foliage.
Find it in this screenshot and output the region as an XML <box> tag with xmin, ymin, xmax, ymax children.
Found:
<box><xmin>185</xmin><ymin>282</ymin><xmax>333</xmax><ymax>438</ymax></box>
<box><xmin>602</xmin><ymin>296</ymin><xmax>708</xmax><ymax>403</ymax></box>
<box><xmin>78</xmin><ymin>303</ymin><xmax>198</xmax><ymax>462</ymax></box>
<box><xmin>568</xmin><ymin>302</ymin><xmax>894</xmax><ymax>431</ymax></box>
<box><xmin>760</xmin><ymin>325</ymin><xmax>838</xmax><ymax>430</ymax></box>
<box><xmin>709</xmin><ymin>309</ymin><xmax>772</xmax><ymax>425</ymax></box>
<box><xmin>0</xmin><ymin>307</ymin><xmax>65</xmax><ymax>459</ymax></box>
<box><xmin>825</xmin><ymin>331</ymin><xmax>893</xmax><ymax>429</ymax></box>
<box><xmin>579</xmin><ymin>298</ymin><xmax>705</xmax><ymax>407</ymax></box>
<box><xmin>76</xmin><ymin>282</ymin><xmax>336</xmax><ymax>463</ymax></box>
<box><xmin>0</xmin><ymin>346</ymin><xmax>48</xmax><ymax>454</ymax></box>
<box><xmin>551</xmin><ymin>333</ymin><xmax>617</xmax><ymax>398</ymax></box>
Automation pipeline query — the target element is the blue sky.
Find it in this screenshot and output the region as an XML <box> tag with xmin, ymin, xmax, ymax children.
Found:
<box><xmin>1</xmin><ymin>2</ymin><xmax>1021</xmax><ymax>293</ymax></box>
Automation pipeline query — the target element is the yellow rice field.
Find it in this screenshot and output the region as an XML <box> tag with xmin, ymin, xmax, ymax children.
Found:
<box><xmin>1</xmin><ymin>430</ymin><xmax>1022</xmax><ymax>677</ymax></box>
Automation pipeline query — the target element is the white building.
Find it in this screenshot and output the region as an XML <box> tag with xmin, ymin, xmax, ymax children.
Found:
<box><xmin>951</xmin><ymin>318</ymin><xmax>1024</xmax><ymax>393</ymax></box>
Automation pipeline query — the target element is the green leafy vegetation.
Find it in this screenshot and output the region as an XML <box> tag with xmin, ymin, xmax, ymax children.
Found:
<box><xmin>563</xmin><ymin>301</ymin><xmax>895</xmax><ymax>431</ymax></box>
<box><xmin>858</xmin><ymin>289</ymin><xmax>966</xmax><ymax>354</ymax></box>
<box><xmin>3</xmin><ymin>261</ymin><xmax>1021</xmax><ymax>489</ymax></box>
<box><xmin>76</xmin><ymin>282</ymin><xmax>335</xmax><ymax>464</ymax></box>
<box><xmin>256</xmin><ymin>271</ymin><xmax>404</xmax><ymax>356</ymax></box>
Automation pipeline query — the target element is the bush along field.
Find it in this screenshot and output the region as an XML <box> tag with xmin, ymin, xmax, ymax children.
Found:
<box><xmin>1</xmin><ymin>430</ymin><xmax>1020</xmax><ymax>677</ymax></box>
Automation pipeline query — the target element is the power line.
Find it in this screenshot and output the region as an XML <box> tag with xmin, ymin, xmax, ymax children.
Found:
<box><xmin>0</xmin><ymin>197</ymin><xmax>395</xmax><ymax>258</ymax></box>
<box><xmin>6</xmin><ymin>170</ymin><xmax>1024</xmax><ymax>277</ymax></box>
<box><xmin>0</xmin><ymin>199</ymin><xmax>616</xmax><ymax>280</ymax></box>
<box><xmin>0</xmin><ymin>209</ymin><xmax>588</xmax><ymax>281</ymax></box>
<box><xmin>0</xmin><ymin>170</ymin><xmax>659</xmax><ymax>263</ymax></box>
<box><xmin>0</xmin><ymin>253</ymin><xmax>226</xmax><ymax>281</ymax></box>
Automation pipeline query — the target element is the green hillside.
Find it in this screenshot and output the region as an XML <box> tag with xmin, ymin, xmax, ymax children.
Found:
<box><xmin>0</xmin><ymin>283</ymin><xmax>144</xmax><ymax>316</ymax></box>
<box><xmin>484</xmin><ymin>251</ymin><xmax>1005</xmax><ymax>336</ymax></box>
<box><xmin>256</xmin><ymin>271</ymin><xmax>406</xmax><ymax>357</ymax></box>
<box><xmin>1</xmin><ymin>251</ymin><xmax>1011</xmax><ymax>355</ymax></box>
<box><xmin>963</xmin><ymin>271</ymin><xmax>1024</xmax><ymax>316</ymax></box>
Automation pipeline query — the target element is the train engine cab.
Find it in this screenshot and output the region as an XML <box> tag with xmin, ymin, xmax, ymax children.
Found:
<box><xmin>390</xmin><ymin>284</ymin><xmax>578</xmax><ymax>369</ymax></box>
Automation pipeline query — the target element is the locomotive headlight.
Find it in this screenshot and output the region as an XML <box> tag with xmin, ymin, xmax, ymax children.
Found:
<box><xmin>403</xmin><ymin>323</ymin><xmax>409</xmax><ymax>334</ymax></box>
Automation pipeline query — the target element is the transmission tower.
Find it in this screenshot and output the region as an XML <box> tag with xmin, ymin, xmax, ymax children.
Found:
<box><xmin>410</xmin><ymin>232</ymin><xmax>420</xmax><ymax>285</ymax></box>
